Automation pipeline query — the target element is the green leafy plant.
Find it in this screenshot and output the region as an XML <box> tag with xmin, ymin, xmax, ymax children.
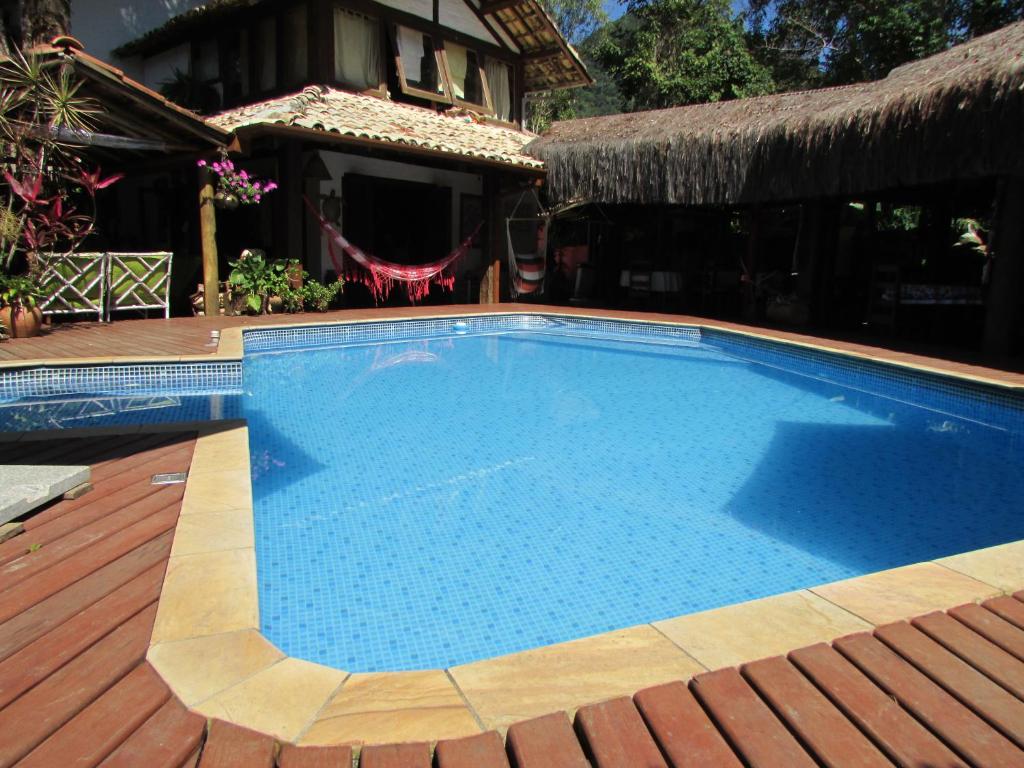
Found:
<box><xmin>0</xmin><ymin>273</ymin><xmax>41</xmax><ymax>309</ymax></box>
<box><xmin>301</xmin><ymin>279</ymin><xmax>341</xmax><ymax>312</ymax></box>
<box><xmin>227</xmin><ymin>251</ymin><xmax>290</xmax><ymax>314</ymax></box>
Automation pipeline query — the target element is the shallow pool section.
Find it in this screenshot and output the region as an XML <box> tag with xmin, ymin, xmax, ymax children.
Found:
<box><xmin>244</xmin><ymin>318</ymin><xmax>1024</xmax><ymax>672</ymax></box>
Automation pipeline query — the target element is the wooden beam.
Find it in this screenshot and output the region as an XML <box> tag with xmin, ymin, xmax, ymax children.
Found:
<box><xmin>521</xmin><ymin>46</ymin><xmax>562</xmax><ymax>63</ymax></box>
<box><xmin>480</xmin><ymin>0</ymin><xmax>525</xmax><ymax>13</ymax></box>
<box><xmin>198</xmin><ymin>166</ymin><xmax>220</xmax><ymax>317</ymax></box>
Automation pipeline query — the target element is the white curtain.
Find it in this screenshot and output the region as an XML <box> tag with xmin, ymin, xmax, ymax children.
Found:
<box><xmin>397</xmin><ymin>26</ymin><xmax>425</xmax><ymax>84</ymax></box>
<box><xmin>447</xmin><ymin>43</ymin><xmax>469</xmax><ymax>101</ymax></box>
<box><xmin>334</xmin><ymin>9</ymin><xmax>381</xmax><ymax>90</ymax></box>
<box><xmin>486</xmin><ymin>59</ymin><xmax>512</xmax><ymax>121</ymax></box>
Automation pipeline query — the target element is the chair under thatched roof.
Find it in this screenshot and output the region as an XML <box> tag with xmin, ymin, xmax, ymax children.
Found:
<box><xmin>527</xmin><ymin>22</ymin><xmax>1024</xmax><ymax>207</ymax></box>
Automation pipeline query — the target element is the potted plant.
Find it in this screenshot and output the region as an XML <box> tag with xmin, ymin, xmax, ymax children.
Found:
<box><xmin>0</xmin><ymin>273</ymin><xmax>42</xmax><ymax>338</ymax></box>
<box><xmin>227</xmin><ymin>251</ymin><xmax>291</xmax><ymax>314</ymax></box>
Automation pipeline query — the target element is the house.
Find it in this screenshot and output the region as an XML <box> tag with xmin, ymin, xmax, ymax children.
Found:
<box><xmin>67</xmin><ymin>0</ymin><xmax>590</xmax><ymax>308</ymax></box>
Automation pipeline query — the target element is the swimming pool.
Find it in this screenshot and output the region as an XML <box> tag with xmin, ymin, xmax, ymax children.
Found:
<box><xmin>2</xmin><ymin>314</ymin><xmax>1023</xmax><ymax>674</ymax></box>
<box><xmin>240</xmin><ymin>316</ymin><xmax>1024</xmax><ymax>671</ymax></box>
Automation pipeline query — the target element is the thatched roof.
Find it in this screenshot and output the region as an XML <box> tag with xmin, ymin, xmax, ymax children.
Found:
<box><xmin>527</xmin><ymin>22</ymin><xmax>1024</xmax><ymax>206</ymax></box>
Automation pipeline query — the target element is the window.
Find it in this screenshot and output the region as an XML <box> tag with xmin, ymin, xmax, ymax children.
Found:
<box><xmin>220</xmin><ymin>29</ymin><xmax>250</xmax><ymax>103</ymax></box>
<box><xmin>334</xmin><ymin>8</ymin><xmax>382</xmax><ymax>90</ymax></box>
<box><xmin>444</xmin><ymin>42</ymin><xmax>487</xmax><ymax>109</ymax></box>
<box><xmin>282</xmin><ymin>4</ymin><xmax>308</xmax><ymax>86</ymax></box>
<box><xmin>255</xmin><ymin>16</ymin><xmax>277</xmax><ymax>91</ymax></box>
<box><xmin>485</xmin><ymin>58</ymin><xmax>513</xmax><ymax>122</ymax></box>
<box><xmin>394</xmin><ymin>25</ymin><xmax>448</xmax><ymax>101</ymax></box>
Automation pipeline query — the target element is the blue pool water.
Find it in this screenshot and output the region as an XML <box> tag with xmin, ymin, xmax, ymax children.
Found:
<box><xmin>2</xmin><ymin>317</ymin><xmax>1023</xmax><ymax>672</ymax></box>
<box><xmin>242</xmin><ymin>323</ymin><xmax>1024</xmax><ymax>672</ymax></box>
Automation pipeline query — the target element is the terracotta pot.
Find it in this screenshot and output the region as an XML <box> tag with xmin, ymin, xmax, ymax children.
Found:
<box><xmin>214</xmin><ymin>191</ymin><xmax>239</xmax><ymax>211</ymax></box>
<box><xmin>287</xmin><ymin>262</ymin><xmax>304</xmax><ymax>290</ymax></box>
<box><xmin>0</xmin><ymin>304</ymin><xmax>43</xmax><ymax>338</ymax></box>
<box><xmin>268</xmin><ymin>295</ymin><xmax>284</xmax><ymax>313</ymax></box>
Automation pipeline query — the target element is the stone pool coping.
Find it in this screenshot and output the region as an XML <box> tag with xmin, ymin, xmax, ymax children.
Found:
<box><xmin>3</xmin><ymin>309</ymin><xmax>1024</xmax><ymax>748</ymax></box>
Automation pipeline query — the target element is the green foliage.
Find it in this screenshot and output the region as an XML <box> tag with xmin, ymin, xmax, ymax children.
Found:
<box><xmin>0</xmin><ymin>273</ymin><xmax>41</xmax><ymax>308</ymax></box>
<box><xmin>743</xmin><ymin>0</ymin><xmax>1024</xmax><ymax>90</ymax></box>
<box><xmin>301</xmin><ymin>279</ymin><xmax>343</xmax><ymax>312</ymax></box>
<box><xmin>596</xmin><ymin>0</ymin><xmax>774</xmax><ymax>110</ymax></box>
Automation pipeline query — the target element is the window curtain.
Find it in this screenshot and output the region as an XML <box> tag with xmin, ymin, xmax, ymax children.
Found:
<box><xmin>447</xmin><ymin>43</ymin><xmax>469</xmax><ymax>101</ymax></box>
<box><xmin>397</xmin><ymin>26</ymin><xmax>425</xmax><ymax>84</ymax></box>
<box><xmin>334</xmin><ymin>9</ymin><xmax>381</xmax><ymax>90</ymax></box>
<box><xmin>486</xmin><ymin>59</ymin><xmax>512</xmax><ymax>121</ymax></box>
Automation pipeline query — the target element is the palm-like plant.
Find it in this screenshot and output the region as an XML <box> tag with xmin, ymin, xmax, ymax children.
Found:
<box><xmin>0</xmin><ymin>51</ymin><xmax>120</xmax><ymax>274</ymax></box>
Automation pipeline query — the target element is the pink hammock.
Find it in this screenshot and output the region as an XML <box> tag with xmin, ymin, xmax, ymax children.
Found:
<box><xmin>305</xmin><ymin>196</ymin><xmax>482</xmax><ymax>303</ymax></box>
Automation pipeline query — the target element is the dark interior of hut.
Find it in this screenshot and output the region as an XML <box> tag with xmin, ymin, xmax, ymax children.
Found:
<box><xmin>539</xmin><ymin>177</ymin><xmax>1010</xmax><ymax>359</ymax></box>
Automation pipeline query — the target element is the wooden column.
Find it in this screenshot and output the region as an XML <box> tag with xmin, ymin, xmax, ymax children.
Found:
<box><xmin>983</xmin><ymin>177</ymin><xmax>1024</xmax><ymax>357</ymax></box>
<box><xmin>480</xmin><ymin>173</ymin><xmax>502</xmax><ymax>304</ymax></box>
<box><xmin>198</xmin><ymin>166</ymin><xmax>219</xmax><ymax>317</ymax></box>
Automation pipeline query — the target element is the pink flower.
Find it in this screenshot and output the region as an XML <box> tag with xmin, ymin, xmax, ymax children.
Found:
<box><xmin>197</xmin><ymin>159</ymin><xmax>207</xmax><ymax>167</ymax></box>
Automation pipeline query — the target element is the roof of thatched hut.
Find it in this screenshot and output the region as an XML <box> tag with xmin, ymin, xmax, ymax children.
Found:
<box><xmin>526</xmin><ymin>21</ymin><xmax>1024</xmax><ymax>206</ymax></box>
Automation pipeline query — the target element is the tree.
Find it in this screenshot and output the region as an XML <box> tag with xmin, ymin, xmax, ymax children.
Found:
<box><xmin>596</xmin><ymin>0</ymin><xmax>774</xmax><ymax>110</ymax></box>
<box><xmin>1</xmin><ymin>0</ymin><xmax>71</xmax><ymax>52</ymax></box>
<box><xmin>744</xmin><ymin>0</ymin><xmax>1024</xmax><ymax>90</ymax></box>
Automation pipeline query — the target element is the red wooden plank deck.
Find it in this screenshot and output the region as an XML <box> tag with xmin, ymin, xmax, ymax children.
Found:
<box><xmin>1</xmin><ymin>434</ymin><xmax>1023</xmax><ymax>766</ymax></box>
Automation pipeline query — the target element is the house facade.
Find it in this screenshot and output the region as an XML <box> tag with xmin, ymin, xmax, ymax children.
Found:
<box><xmin>68</xmin><ymin>0</ymin><xmax>588</xmax><ymax>306</ymax></box>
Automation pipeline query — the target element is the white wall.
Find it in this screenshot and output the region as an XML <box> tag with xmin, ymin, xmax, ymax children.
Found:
<box><xmin>439</xmin><ymin>0</ymin><xmax>498</xmax><ymax>46</ymax></box>
<box><xmin>71</xmin><ymin>0</ymin><xmax>208</xmax><ymax>65</ymax></box>
<box><xmin>314</xmin><ymin>150</ymin><xmax>483</xmax><ymax>282</ymax></box>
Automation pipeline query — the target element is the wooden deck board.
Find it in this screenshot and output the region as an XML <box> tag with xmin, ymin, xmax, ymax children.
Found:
<box><xmin>741</xmin><ymin>655</ymin><xmax>891</xmax><ymax>768</ymax></box>
<box><xmin>16</xmin><ymin>663</ymin><xmax>171</xmax><ymax>768</ymax></box>
<box><xmin>633</xmin><ymin>681</ymin><xmax>742</xmax><ymax>768</ymax></box>
<box><xmin>833</xmin><ymin>632</ymin><xmax>1023</xmax><ymax>767</ymax></box>
<box><xmin>0</xmin><ymin>560</ymin><xmax>164</xmax><ymax>707</ymax></box>
<box><xmin>197</xmin><ymin>720</ymin><xmax>276</xmax><ymax>768</ymax></box>
<box><xmin>691</xmin><ymin>667</ymin><xmax>817</xmax><ymax>768</ymax></box>
<box><xmin>789</xmin><ymin>642</ymin><xmax>967</xmax><ymax>768</ymax></box>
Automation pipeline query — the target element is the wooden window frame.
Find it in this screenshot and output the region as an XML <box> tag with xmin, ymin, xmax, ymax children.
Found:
<box><xmin>439</xmin><ymin>41</ymin><xmax>493</xmax><ymax>115</ymax></box>
<box><xmin>390</xmin><ymin>24</ymin><xmax>453</xmax><ymax>104</ymax></box>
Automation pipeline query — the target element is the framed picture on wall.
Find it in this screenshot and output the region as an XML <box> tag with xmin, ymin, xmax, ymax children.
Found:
<box><xmin>460</xmin><ymin>193</ymin><xmax>483</xmax><ymax>250</ymax></box>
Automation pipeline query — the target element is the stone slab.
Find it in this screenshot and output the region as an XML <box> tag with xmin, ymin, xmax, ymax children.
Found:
<box><xmin>0</xmin><ymin>464</ymin><xmax>91</xmax><ymax>524</ymax></box>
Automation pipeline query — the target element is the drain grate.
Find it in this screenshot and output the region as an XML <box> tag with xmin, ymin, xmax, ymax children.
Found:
<box><xmin>151</xmin><ymin>472</ymin><xmax>188</xmax><ymax>485</ymax></box>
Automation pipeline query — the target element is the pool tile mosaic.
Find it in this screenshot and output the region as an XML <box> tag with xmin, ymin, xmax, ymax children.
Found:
<box><xmin>244</xmin><ymin>320</ymin><xmax>1024</xmax><ymax>672</ymax></box>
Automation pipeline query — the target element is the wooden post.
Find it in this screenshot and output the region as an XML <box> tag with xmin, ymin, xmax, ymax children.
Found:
<box><xmin>198</xmin><ymin>166</ymin><xmax>219</xmax><ymax>317</ymax></box>
<box><xmin>983</xmin><ymin>177</ymin><xmax>1024</xmax><ymax>357</ymax></box>
<box><xmin>480</xmin><ymin>173</ymin><xmax>502</xmax><ymax>304</ymax></box>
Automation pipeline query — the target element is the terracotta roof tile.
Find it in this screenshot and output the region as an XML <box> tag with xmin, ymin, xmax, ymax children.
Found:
<box><xmin>210</xmin><ymin>85</ymin><xmax>544</xmax><ymax>169</ymax></box>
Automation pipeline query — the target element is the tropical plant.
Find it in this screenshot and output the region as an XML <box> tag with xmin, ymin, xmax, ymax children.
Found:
<box><xmin>227</xmin><ymin>252</ymin><xmax>290</xmax><ymax>314</ymax></box>
<box><xmin>0</xmin><ymin>52</ymin><xmax>122</xmax><ymax>274</ymax></box>
<box><xmin>198</xmin><ymin>153</ymin><xmax>278</xmax><ymax>206</ymax></box>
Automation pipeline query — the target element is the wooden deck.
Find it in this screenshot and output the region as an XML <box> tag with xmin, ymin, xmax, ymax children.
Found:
<box><xmin>0</xmin><ymin>436</ymin><xmax>1023</xmax><ymax>765</ymax></box>
<box><xmin>2</xmin><ymin>304</ymin><xmax>1023</xmax><ymax>387</ymax></box>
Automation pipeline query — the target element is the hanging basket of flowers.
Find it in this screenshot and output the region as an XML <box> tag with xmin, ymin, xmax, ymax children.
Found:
<box><xmin>199</xmin><ymin>153</ymin><xmax>278</xmax><ymax>210</ymax></box>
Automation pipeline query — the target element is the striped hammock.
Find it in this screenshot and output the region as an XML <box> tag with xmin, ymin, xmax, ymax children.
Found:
<box><xmin>506</xmin><ymin>189</ymin><xmax>550</xmax><ymax>298</ymax></box>
<box><xmin>306</xmin><ymin>196</ymin><xmax>481</xmax><ymax>303</ymax></box>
